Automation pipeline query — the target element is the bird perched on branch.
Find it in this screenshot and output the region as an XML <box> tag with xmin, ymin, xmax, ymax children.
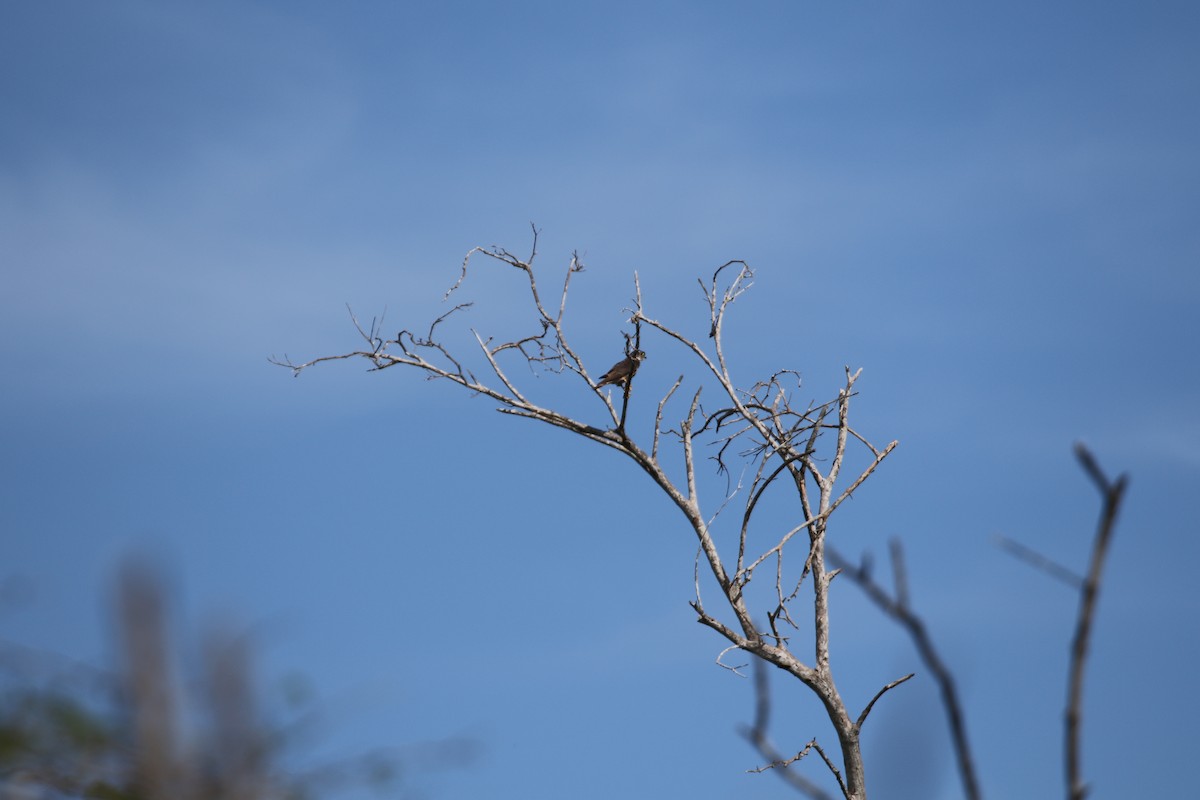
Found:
<box><xmin>596</xmin><ymin>350</ymin><xmax>646</xmax><ymax>388</ymax></box>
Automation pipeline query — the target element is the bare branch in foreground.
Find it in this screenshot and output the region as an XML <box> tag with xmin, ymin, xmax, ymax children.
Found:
<box><xmin>993</xmin><ymin>534</ymin><xmax>1084</xmax><ymax>589</ymax></box>
<box><xmin>740</xmin><ymin>661</ymin><xmax>837</xmax><ymax>800</ymax></box>
<box><xmin>1064</xmin><ymin>444</ymin><xmax>1127</xmax><ymax>800</ymax></box>
<box><xmin>993</xmin><ymin>444</ymin><xmax>1127</xmax><ymax>800</ymax></box>
<box><xmin>827</xmin><ymin>541</ymin><xmax>981</xmax><ymax>800</ymax></box>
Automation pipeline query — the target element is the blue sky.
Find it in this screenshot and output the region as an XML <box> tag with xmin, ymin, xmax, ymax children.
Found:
<box><xmin>2</xmin><ymin>1</ymin><xmax>1198</xmax><ymax>798</ymax></box>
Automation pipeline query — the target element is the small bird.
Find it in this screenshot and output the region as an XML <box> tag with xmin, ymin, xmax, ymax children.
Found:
<box><xmin>596</xmin><ymin>350</ymin><xmax>646</xmax><ymax>388</ymax></box>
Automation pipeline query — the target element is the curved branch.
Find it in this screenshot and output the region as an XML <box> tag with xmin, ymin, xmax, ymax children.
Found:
<box><xmin>855</xmin><ymin>673</ymin><xmax>915</xmax><ymax>730</ymax></box>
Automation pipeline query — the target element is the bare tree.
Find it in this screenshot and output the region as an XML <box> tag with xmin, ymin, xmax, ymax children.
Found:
<box><xmin>273</xmin><ymin>229</ymin><xmax>909</xmax><ymax>798</ymax></box>
<box><xmin>274</xmin><ymin>231</ymin><xmax>1132</xmax><ymax>799</ymax></box>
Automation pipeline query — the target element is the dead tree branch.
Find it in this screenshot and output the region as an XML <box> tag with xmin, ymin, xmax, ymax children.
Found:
<box><xmin>276</xmin><ymin>232</ymin><xmax>904</xmax><ymax>799</ymax></box>
<box><xmin>992</xmin><ymin>534</ymin><xmax>1084</xmax><ymax>589</ymax></box>
<box><xmin>827</xmin><ymin>540</ymin><xmax>981</xmax><ymax>800</ymax></box>
<box><xmin>740</xmin><ymin>661</ymin><xmax>841</xmax><ymax>800</ymax></box>
<box><xmin>993</xmin><ymin>444</ymin><xmax>1127</xmax><ymax>800</ymax></box>
<box><xmin>1064</xmin><ymin>444</ymin><xmax>1127</xmax><ymax>800</ymax></box>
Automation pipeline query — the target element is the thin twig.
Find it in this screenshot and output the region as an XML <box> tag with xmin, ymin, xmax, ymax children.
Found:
<box><xmin>994</xmin><ymin>534</ymin><xmax>1084</xmax><ymax>589</ymax></box>
<box><xmin>740</xmin><ymin>661</ymin><xmax>837</xmax><ymax>799</ymax></box>
<box><xmin>855</xmin><ymin>673</ymin><xmax>915</xmax><ymax>729</ymax></box>
<box><xmin>652</xmin><ymin>376</ymin><xmax>683</xmax><ymax>462</ymax></box>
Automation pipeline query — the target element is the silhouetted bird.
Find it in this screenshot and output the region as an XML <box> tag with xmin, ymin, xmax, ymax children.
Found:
<box><xmin>596</xmin><ymin>350</ymin><xmax>646</xmax><ymax>388</ymax></box>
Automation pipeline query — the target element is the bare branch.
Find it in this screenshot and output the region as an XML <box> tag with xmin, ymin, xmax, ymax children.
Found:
<box><xmin>526</xmin><ymin>220</ymin><xmax>540</xmax><ymax>263</ymax></box>
<box><xmin>269</xmin><ymin>350</ymin><xmax>383</xmax><ymax>376</ymax></box>
<box><xmin>745</xmin><ymin>743</ymin><xmax>837</xmax><ymax>800</ymax></box>
<box><xmin>737</xmin><ymin>447</ymin><xmax>789</xmax><ymax>576</ymax></box>
<box><xmin>472</xmin><ymin>329</ymin><xmax>529</xmax><ymax>403</ymax></box>
<box><xmin>443</xmin><ymin>247</ymin><xmax>480</xmax><ymax>299</ymax></box>
<box><xmin>994</xmin><ymin>534</ymin><xmax>1084</xmax><ymax>589</ymax></box>
<box><xmin>682</xmin><ymin>388</ymin><xmax>703</xmax><ymax>506</ymax></box>
<box><xmin>1073</xmin><ymin>442</ymin><xmax>1111</xmax><ymax>494</ymax></box>
<box><xmin>741</xmin><ymin>432</ymin><xmax>896</xmax><ymax>583</ymax></box>
<box><xmin>346</xmin><ymin>303</ymin><xmax>386</xmax><ymax>354</ymax></box>
<box><xmin>809</xmin><ymin>740</ymin><xmax>848</xmax><ymax>799</ymax></box>
<box><xmin>690</xmin><ymin>600</ymin><xmax>750</xmax><ymax>649</ymax></box>
<box><xmin>715</xmin><ymin>644</ymin><xmax>750</xmax><ymax>676</ymax></box>
<box><xmin>739</xmin><ymin>659</ymin><xmax>842</xmax><ymax>799</ymax></box>
<box><xmin>828</xmin><ymin>541</ymin><xmax>981</xmax><ymax>800</ymax></box>
<box><xmin>652</xmin><ymin>376</ymin><xmax>683</xmax><ymax>462</ymax></box>
<box><xmin>706</xmin><ymin>467</ymin><xmax>745</xmax><ymax>529</ymax></box>
<box><xmin>825</xmin><ymin>438</ymin><xmax>899</xmax><ymax>521</ymax></box>
<box><xmin>889</xmin><ymin>538</ymin><xmax>909</xmax><ymax>610</ymax></box>
<box><xmin>1065</xmin><ymin>444</ymin><xmax>1127</xmax><ymax>800</ymax></box>
<box><xmin>557</xmin><ymin>249</ymin><xmax>586</xmax><ymax>323</ymax></box>
<box><xmin>855</xmin><ymin>673</ymin><xmax>915</xmax><ymax>730</ymax></box>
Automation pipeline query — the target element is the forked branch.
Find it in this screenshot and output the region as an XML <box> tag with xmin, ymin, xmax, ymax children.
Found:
<box><xmin>827</xmin><ymin>541</ymin><xmax>981</xmax><ymax>800</ymax></box>
<box><xmin>1064</xmin><ymin>444</ymin><xmax>1126</xmax><ymax>800</ymax></box>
